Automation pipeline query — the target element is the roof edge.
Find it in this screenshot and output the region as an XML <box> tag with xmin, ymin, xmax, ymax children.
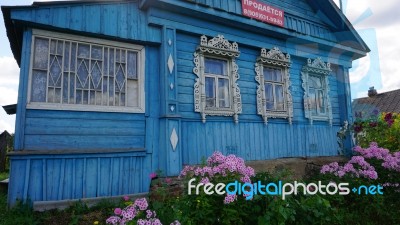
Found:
<box><xmin>1</xmin><ymin>6</ymin><xmax>22</xmax><ymax>66</ymax></box>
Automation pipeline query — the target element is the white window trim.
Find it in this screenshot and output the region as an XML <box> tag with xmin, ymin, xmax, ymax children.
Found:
<box><xmin>27</xmin><ymin>29</ymin><xmax>145</xmax><ymax>113</ymax></box>
<box><xmin>193</xmin><ymin>35</ymin><xmax>242</xmax><ymax>123</ymax></box>
<box><xmin>255</xmin><ymin>47</ymin><xmax>293</xmax><ymax>125</ymax></box>
<box><xmin>301</xmin><ymin>57</ymin><xmax>333</xmax><ymax>125</ymax></box>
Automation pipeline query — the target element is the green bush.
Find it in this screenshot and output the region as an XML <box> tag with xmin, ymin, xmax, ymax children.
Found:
<box><xmin>353</xmin><ymin>112</ymin><xmax>400</xmax><ymax>151</ymax></box>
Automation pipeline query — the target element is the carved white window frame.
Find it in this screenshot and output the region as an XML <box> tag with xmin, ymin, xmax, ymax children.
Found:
<box><xmin>255</xmin><ymin>47</ymin><xmax>293</xmax><ymax>125</ymax></box>
<box><xmin>193</xmin><ymin>35</ymin><xmax>242</xmax><ymax>123</ymax></box>
<box><xmin>27</xmin><ymin>29</ymin><xmax>145</xmax><ymax>113</ymax></box>
<box><xmin>301</xmin><ymin>57</ymin><xmax>333</xmax><ymax>125</ymax></box>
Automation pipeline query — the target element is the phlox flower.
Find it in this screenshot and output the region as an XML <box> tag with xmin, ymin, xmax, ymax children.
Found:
<box><xmin>150</xmin><ymin>172</ymin><xmax>157</xmax><ymax>179</ymax></box>
<box><xmin>114</xmin><ymin>208</ymin><xmax>122</xmax><ymax>215</ymax></box>
<box><xmin>223</xmin><ymin>194</ymin><xmax>237</xmax><ymax>204</ymax></box>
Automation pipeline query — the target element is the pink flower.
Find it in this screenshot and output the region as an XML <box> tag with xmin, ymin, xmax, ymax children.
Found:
<box><xmin>165</xmin><ymin>178</ymin><xmax>172</xmax><ymax>184</ymax></box>
<box><xmin>114</xmin><ymin>208</ymin><xmax>122</xmax><ymax>215</ymax></box>
<box><xmin>223</xmin><ymin>194</ymin><xmax>237</xmax><ymax>204</ymax></box>
<box><xmin>123</xmin><ymin>196</ymin><xmax>130</xmax><ymax>201</ymax></box>
<box><xmin>149</xmin><ymin>172</ymin><xmax>157</xmax><ymax>179</ymax></box>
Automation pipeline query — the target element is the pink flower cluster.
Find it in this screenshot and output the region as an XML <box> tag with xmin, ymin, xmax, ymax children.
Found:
<box><xmin>180</xmin><ymin>151</ymin><xmax>255</xmax><ymax>204</ymax></box>
<box><xmin>223</xmin><ymin>194</ymin><xmax>237</xmax><ymax>204</ymax></box>
<box><xmin>321</xmin><ymin>143</ymin><xmax>400</xmax><ymax>180</ymax></box>
<box><xmin>106</xmin><ymin>197</ymin><xmax>180</xmax><ymax>225</ymax></box>
<box><xmin>355</xmin><ymin>142</ymin><xmax>400</xmax><ymax>172</ymax></box>
<box><xmin>320</xmin><ymin>156</ymin><xmax>378</xmax><ymax>180</ymax></box>
<box><xmin>180</xmin><ymin>151</ymin><xmax>255</xmax><ymax>182</ymax></box>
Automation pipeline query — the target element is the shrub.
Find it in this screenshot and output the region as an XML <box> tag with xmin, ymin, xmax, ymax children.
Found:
<box><xmin>317</xmin><ymin>142</ymin><xmax>400</xmax><ymax>224</ymax></box>
<box><xmin>353</xmin><ymin>112</ymin><xmax>400</xmax><ymax>151</ymax></box>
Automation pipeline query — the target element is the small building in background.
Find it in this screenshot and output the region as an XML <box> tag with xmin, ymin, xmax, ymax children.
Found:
<box><xmin>352</xmin><ymin>87</ymin><xmax>400</xmax><ymax>117</ymax></box>
<box><xmin>0</xmin><ymin>130</ymin><xmax>12</xmax><ymax>172</ymax></box>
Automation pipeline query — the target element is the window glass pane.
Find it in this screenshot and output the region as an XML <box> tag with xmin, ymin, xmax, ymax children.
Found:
<box><xmin>127</xmin><ymin>51</ymin><xmax>137</xmax><ymax>79</ymax></box>
<box><xmin>115</xmin><ymin>63</ymin><xmax>126</xmax><ymax>91</ymax></box>
<box><xmin>127</xmin><ymin>80</ymin><xmax>139</xmax><ymax>107</ymax></box>
<box><xmin>264</xmin><ymin>67</ymin><xmax>274</xmax><ymax>81</ymax></box>
<box><xmin>33</xmin><ymin>38</ymin><xmax>49</xmax><ymax>70</ymax></box>
<box><xmin>218</xmin><ymin>78</ymin><xmax>230</xmax><ymax>108</ymax></box>
<box><xmin>49</xmin><ymin>55</ymin><xmax>62</xmax><ymax>86</ymax></box>
<box><xmin>318</xmin><ymin>90</ymin><xmax>325</xmax><ymax>114</ymax></box>
<box><xmin>78</xmin><ymin>43</ymin><xmax>90</xmax><ymax>58</ymax></box>
<box><xmin>265</xmin><ymin>83</ymin><xmax>274</xmax><ymax>110</ymax></box>
<box><xmin>30</xmin><ymin>34</ymin><xmax>142</xmax><ymax>110</ymax></box>
<box><xmin>50</xmin><ymin>40</ymin><xmax>56</xmax><ymax>54</ymax></box>
<box><xmin>91</xmin><ymin>45</ymin><xmax>102</xmax><ymax>60</ymax></box>
<box><xmin>205</xmin><ymin>58</ymin><xmax>227</xmax><ymax>75</ymax></box>
<box><xmin>264</xmin><ymin>67</ymin><xmax>282</xmax><ymax>82</ymax></box>
<box><xmin>63</xmin><ymin>73</ymin><xmax>69</xmax><ymax>103</ymax></box>
<box><xmin>309</xmin><ymin>88</ymin><xmax>317</xmax><ymax>115</ymax></box>
<box><xmin>91</xmin><ymin>60</ymin><xmax>102</xmax><ymax>90</ymax></box>
<box><xmin>77</xmin><ymin>59</ymin><xmax>89</xmax><ymax>88</ymax></box>
<box><xmin>275</xmin><ymin>84</ymin><xmax>284</xmax><ymax>110</ymax></box>
<box><xmin>31</xmin><ymin>70</ymin><xmax>47</xmax><ymax>102</ymax></box>
<box><xmin>63</xmin><ymin>42</ymin><xmax>70</xmax><ymax>71</ymax></box>
<box><xmin>205</xmin><ymin>77</ymin><xmax>216</xmax><ymax>107</ymax></box>
<box><xmin>309</xmin><ymin>75</ymin><xmax>322</xmax><ymax>88</ymax></box>
<box><xmin>275</xmin><ymin>69</ymin><xmax>282</xmax><ymax>82</ymax></box>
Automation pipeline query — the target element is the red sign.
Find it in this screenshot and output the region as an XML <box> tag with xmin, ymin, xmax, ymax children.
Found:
<box><xmin>242</xmin><ymin>0</ymin><xmax>284</xmax><ymax>27</ymax></box>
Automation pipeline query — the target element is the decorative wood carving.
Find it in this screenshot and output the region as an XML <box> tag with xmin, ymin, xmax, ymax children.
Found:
<box><xmin>255</xmin><ymin>47</ymin><xmax>293</xmax><ymax>125</ymax></box>
<box><xmin>193</xmin><ymin>35</ymin><xmax>242</xmax><ymax>123</ymax></box>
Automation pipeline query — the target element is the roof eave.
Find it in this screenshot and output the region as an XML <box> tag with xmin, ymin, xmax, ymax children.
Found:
<box><xmin>1</xmin><ymin>6</ymin><xmax>22</xmax><ymax>66</ymax></box>
<box><xmin>2</xmin><ymin>104</ymin><xmax>17</xmax><ymax>115</ymax></box>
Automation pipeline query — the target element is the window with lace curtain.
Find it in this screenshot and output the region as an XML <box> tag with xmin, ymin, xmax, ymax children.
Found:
<box><xmin>255</xmin><ymin>47</ymin><xmax>293</xmax><ymax>125</ymax></box>
<box><xmin>301</xmin><ymin>57</ymin><xmax>333</xmax><ymax>125</ymax></box>
<box><xmin>193</xmin><ymin>35</ymin><xmax>242</xmax><ymax>123</ymax></box>
<box><xmin>27</xmin><ymin>30</ymin><xmax>145</xmax><ymax>113</ymax></box>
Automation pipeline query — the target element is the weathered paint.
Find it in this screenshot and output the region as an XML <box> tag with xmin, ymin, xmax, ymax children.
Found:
<box><xmin>7</xmin><ymin>152</ymin><xmax>150</xmax><ymax>206</ymax></box>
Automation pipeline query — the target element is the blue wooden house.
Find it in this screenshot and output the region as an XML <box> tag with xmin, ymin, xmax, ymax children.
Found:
<box><xmin>2</xmin><ymin>0</ymin><xmax>369</xmax><ymax>206</ymax></box>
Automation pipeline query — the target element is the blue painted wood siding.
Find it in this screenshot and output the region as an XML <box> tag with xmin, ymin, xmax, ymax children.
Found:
<box><xmin>15</xmin><ymin>37</ymin><xmax>161</xmax><ymax>152</ymax></box>
<box><xmin>9</xmin><ymin>1</ymin><xmax>161</xmax><ymax>43</ymax></box>
<box><xmin>181</xmin><ymin>122</ymin><xmax>339</xmax><ymax>165</ymax></box>
<box><xmin>24</xmin><ymin>110</ymin><xmax>145</xmax><ymax>151</ymax></box>
<box><xmin>8</xmin><ymin>152</ymin><xmax>151</xmax><ymax>206</ymax></box>
<box><xmin>176</xmin><ymin>32</ymin><xmax>341</xmax><ymax>124</ymax></box>
<box><xmin>176</xmin><ymin>31</ymin><xmax>342</xmax><ymax>164</ymax></box>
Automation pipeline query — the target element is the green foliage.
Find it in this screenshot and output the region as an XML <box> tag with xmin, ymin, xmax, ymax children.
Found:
<box><xmin>0</xmin><ymin>172</ymin><xmax>8</xmax><ymax>181</ymax></box>
<box><xmin>308</xmin><ymin>145</ymin><xmax>400</xmax><ymax>225</ymax></box>
<box><xmin>0</xmin><ymin>195</ymin><xmax>39</xmax><ymax>225</ymax></box>
<box><xmin>353</xmin><ymin>112</ymin><xmax>400</xmax><ymax>151</ymax></box>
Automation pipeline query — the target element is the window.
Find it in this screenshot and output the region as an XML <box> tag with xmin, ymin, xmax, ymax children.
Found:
<box><xmin>28</xmin><ymin>29</ymin><xmax>145</xmax><ymax>113</ymax></box>
<box><xmin>204</xmin><ymin>58</ymin><xmax>230</xmax><ymax>108</ymax></box>
<box><xmin>193</xmin><ymin>35</ymin><xmax>242</xmax><ymax>123</ymax></box>
<box><xmin>301</xmin><ymin>57</ymin><xmax>332</xmax><ymax>125</ymax></box>
<box><xmin>255</xmin><ymin>47</ymin><xmax>293</xmax><ymax>124</ymax></box>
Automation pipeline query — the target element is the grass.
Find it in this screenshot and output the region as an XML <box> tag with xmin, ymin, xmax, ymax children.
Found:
<box><xmin>0</xmin><ymin>172</ymin><xmax>9</xmax><ymax>181</ymax></box>
<box><xmin>0</xmin><ymin>193</ymin><xmax>120</xmax><ymax>225</ymax></box>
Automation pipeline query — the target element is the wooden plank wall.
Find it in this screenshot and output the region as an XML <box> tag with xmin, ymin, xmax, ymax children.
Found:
<box><xmin>161</xmin><ymin>0</ymin><xmax>337</xmax><ymax>42</ymax></box>
<box><xmin>8</xmin><ymin>152</ymin><xmax>150</xmax><ymax>206</ymax></box>
<box><xmin>10</xmin><ymin>1</ymin><xmax>161</xmax><ymax>43</ymax></box>
<box><xmin>176</xmin><ymin>30</ymin><xmax>341</xmax><ymax>164</ymax></box>
<box><xmin>24</xmin><ymin>110</ymin><xmax>146</xmax><ymax>150</ymax></box>
<box><xmin>181</xmin><ymin>122</ymin><xmax>339</xmax><ymax>165</ymax></box>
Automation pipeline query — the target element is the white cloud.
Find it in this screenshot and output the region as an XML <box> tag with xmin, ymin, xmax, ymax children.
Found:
<box><xmin>0</xmin><ymin>86</ymin><xmax>18</xmax><ymax>106</ymax></box>
<box><xmin>338</xmin><ymin>0</ymin><xmax>400</xmax><ymax>98</ymax></box>
<box><xmin>0</xmin><ymin>56</ymin><xmax>19</xmax><ymax>86</ymax></box>
<box><xmin>0</xmin><ymin>110</ymin><xmax>15</xmax><ymax>133</ymax></box>
<box><xmin>0</xmin><ymin>56</ymin><xmax>19</xmax><ymax>106</ymax></box>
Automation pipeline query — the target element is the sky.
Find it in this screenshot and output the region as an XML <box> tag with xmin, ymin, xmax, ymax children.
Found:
<box><xmin>0</xmin><ymin>0</ymin><xmax>399</xmax><ymax>133</ymax></box>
